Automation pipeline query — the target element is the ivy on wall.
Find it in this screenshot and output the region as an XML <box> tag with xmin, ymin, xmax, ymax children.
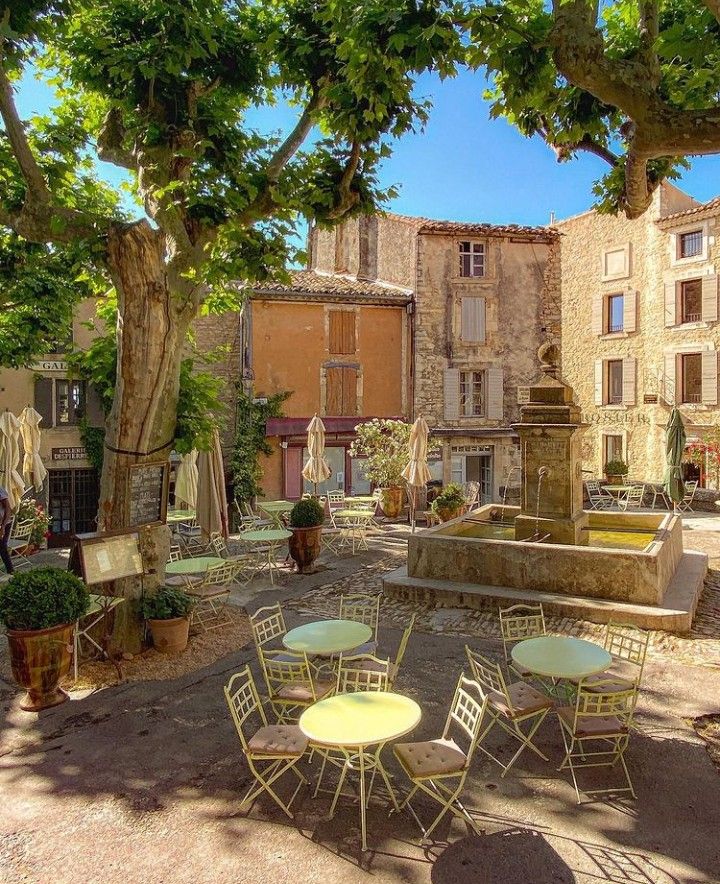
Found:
<box><xmin>231</xmin><ymin>387</ymin><xmax>290</xmax><ymax>503</ymax></box>
<box><xmin>79</xmin><ymin>419</ymin><xmax>106</xmax><ymax>473</ymax></box>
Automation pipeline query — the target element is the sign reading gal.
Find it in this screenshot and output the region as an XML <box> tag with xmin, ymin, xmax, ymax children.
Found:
<box><xmin>31</xmin><ymin>360</ymin><xmax>69</xmax><ymax>372</ymax></box>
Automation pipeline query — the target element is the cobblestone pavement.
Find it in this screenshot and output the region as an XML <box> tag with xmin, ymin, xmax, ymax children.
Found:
<box><xmin>286</xmin><ymin>549</ymin><xmax>720</xmax><ymax>669</ymax></box>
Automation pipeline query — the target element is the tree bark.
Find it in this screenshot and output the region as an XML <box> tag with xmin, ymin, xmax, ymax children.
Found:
<box><xmin>100</xmin><ymin>221</ymin><xmax>195</xmax><ymax>652</ymax></box>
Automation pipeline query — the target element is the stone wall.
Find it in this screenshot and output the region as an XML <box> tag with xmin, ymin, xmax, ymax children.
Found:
<box><xmin>194</xmin><ymin>311</ymin><xmax>244</xmax><ymax>450</ymax></box>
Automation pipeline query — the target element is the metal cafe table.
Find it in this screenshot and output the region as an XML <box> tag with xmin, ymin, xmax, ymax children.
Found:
<box><xmin>164</xmin><ymin>555</ymin><xmax>225</xmax><ymax>576</ymax></box>
<box><xmin>258</xmin><ymin>500</ymin><xmax>294</xmax><ymax>527</ymax></box>
<box><xmin>511</xmin><ymin>636</ymin><xmax>612</xmax><ymax>682</ymax></box>
<box><xmin>282</xmin><ymin>619</ymin><xmax>372</xmax><ymax>656</ymax></box>
<box><xmin>300</xmin><ymin>692</ymin><xmax>422</xmax><ymax>851</ymax></box>
<box><xmin>333</xmin><ymin>508</ymin><xmax>375</xmax><ymax>553</ymax></box>
<box><xmin>238</xmin><ymin>528</ymin><xmax>292</xmax><ymax>582</ymax></box>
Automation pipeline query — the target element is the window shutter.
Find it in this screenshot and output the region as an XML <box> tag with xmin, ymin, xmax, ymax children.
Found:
<box><xmin>329</xmin><ymin>311</ymin><xmax>356</xmax><ymax>355</ymax></box>
<box><xmin>341</xmin><ymin>367</ymin><xmax>357</xmax><ymax>416</ymax></box>
<box><xmin>623</xmin><ymin>290</ymin><xmax>637</xmax><ymax>333</ymax></box>
<box><xmin>34</xmin><ymin>377</ymin><xmax>54</xmax><ymax>427</ymax></box>
<box><xmin>443</xmin><ymin>369</ymin><xmax>460</xmax><ymax>421</ymax></box>
<box><xmin>461</xmin><ymin>297</ymin><xmax>485</xmax><ymax>343</ymax></box>
<box><xmin>594</xmin><ymin>360</ymin><xmax>604</xmax><ymax>406</ymax></box>
<box><xmin>622</xmin><ymin>357</ymin><xmax>636</xmax><ymax>405</ymax></box>
<box><xmin>591</xmin><ymin>293</ymin><xmax>603</xmax><ymax>336</ymax></box>
<box><xmin>702</xmin><ymin>274</ymin><xmax>718</xmax><ymax>323</ymax></box>
<box><xmin>664</xmin><ymin>282</ymin><xmax>677</xmax><ymax>327</ymax></box>
<box><xmin>486</xmin><ymin>367</ymin><xmax>504</xmax><ymax>420</ymax></box>
<box><xmin>702</xmin><ymin>351</ymin><xmax>718</xmax><ymax>405</ymax></box>
<box><xmin>325</xmin><ymin>367</ymin><xmax>342</xmax><ymax>414</ymax></box>
<box><xmin>663</xmin><ymin>353</ymin><xmax>677</xmax><ymax>405</ymax></box>
<box><xmin>85</xmin><ymin>384</ymin><xmax>105</xmax><ymax>426</ymax></box>
<box><xmin>342</xmin><ymin>311</ymin><xmax>356</xmax><ymax>354</ymax></box>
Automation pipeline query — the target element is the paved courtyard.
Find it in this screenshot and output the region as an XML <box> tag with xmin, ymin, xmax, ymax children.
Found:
<box><xmin>1</xmin><ymin>517</ymin><xmax>719</xmax><ymax>882</ymax></box>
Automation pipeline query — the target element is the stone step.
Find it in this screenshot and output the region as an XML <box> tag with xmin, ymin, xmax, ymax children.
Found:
<box><xmin>382</xmin><ymin>550</ymin><xmax>708</xmax><ymax>634</ymax></box>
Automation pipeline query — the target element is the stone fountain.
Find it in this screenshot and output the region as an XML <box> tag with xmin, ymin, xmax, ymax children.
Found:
<box><xmin>384</xmin><ymin>346</ymin><xmax>707</xmax><ymax>632</ymax></box>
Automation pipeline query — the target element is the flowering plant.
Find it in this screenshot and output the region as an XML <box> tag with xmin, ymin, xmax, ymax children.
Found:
<box><xmin>15</xmin><ymin>498</ymin><xmax>52</xmax><ymax>548</ymax></box>
<box><xmin>350</xmin><ymin>419</ymin><xmax>439</xmax><ymax>488</ymax></box>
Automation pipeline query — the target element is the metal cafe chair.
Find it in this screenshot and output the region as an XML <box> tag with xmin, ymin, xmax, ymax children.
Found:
<box><xmin>258</xmin><ymin>648</ymin><xmax>334</xmax><ymax>724</ymax></box>
<box><xmin>184</xmin><ymin>560</ymin><xmax>239</xmax><ymax>631</ymax></box>
<box><xmin>339</xmin><ymin>592</ymin><xmax>380</xmax><ymax>655</ymax></box>
<box><xmin>498</xmin><ymin>603</ymin><xmax>547</xmax><ymax>680</ymax></box>
<box><xmin>7</xmin><ymin>518</ymin><xmax>34</xmax><ymax>569</ymax></box>
<box><xmin>585</xmin><ymin>480</ymin><xmax>614</xmax><ymax>510</ymax></box>
<box><xmin>358</xmin><ymin>613</ymin><xmax>416</xmax><ymax>689</ymax></box>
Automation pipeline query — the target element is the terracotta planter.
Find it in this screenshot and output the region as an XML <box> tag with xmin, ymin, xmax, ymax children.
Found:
<box><xmin>605</xmin><ymin>474</ymin><xmax>626</xmax><ymax>485</ymax></box>
<box><xmin>435</xmin><ymin>505</ymin><xmax>464</xmax><ymax>524</ymax></box>
<box><xmin>379</xmin><ymin>486</ymin><xmax>404</xmax><ymax>519</ymax></box>
<box><xmin>6</xmin><ymin>623</ymin><xmax>74</xmax><ymax>711</ymax></box>
<box><xmin>288</xmin><ymin>525</ymin><xmax>323</xmax><ymax>573</ymax></box>
<box><xmin>148</xmin><ymin>617</ymin><xmax>190</xmax><ymax>653</ymax></box>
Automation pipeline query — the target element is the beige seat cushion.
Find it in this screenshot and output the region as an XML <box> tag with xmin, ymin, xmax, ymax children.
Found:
<box><xmin>571</xmin><ymin>660</ymin><xmax>639</xmax><ymax>688</ymax></box>
<box><xmin>275</xmin><ymin>680</ymin><xmax>334</xmax><ymax>703</ymax></box>
<box><xmin>488</xmin><ymin>682</ymin><xmax>554</xmax><ymax>719</ymax></box>
<box><xmin>248</xmin><ymin>725</ymin><xmax>308</xmax><ymax>756</ymax></box>
<box><xmin>557</xmin><ymin>707</ymin><xmax>628</xmax><ymax>739</ymax></box>
<box><xmin>394</xmin><ymin>738</ymin><xmax>467</xmax><ymax>779</ymax></box>
<box><xmin>582</xmin><ymin>672</ymin><xmax>637</xmax><ymax>694</ymax></box>
<box><xmin>164</xmin><ymin>574</ymin><xmax>201</xmax><ymax>588</ymax></box>
<box><xmin>358</xmin><ymin>658</ymin><xmax>399</xmax><ymax>681</ymax></box>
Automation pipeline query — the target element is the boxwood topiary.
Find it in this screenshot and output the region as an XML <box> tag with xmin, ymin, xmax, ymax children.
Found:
<box><xmin>289</xmin><ymin>497</ymin><xmax>325</xmax><ymax>528</ymax></box>
<box><xmin>0</xmin><ymin>567</ymin><xmax>90</xmax><ymax>631</ymax></box>
<box><xmin>431</xmin><ymin>483</ymin><xmax>466</xmax><ymax>512</ymax></box>
<box><xmin>141</xmin><ymin>586</ymin><xmax>194</xmax><ymax>621</ymax></box>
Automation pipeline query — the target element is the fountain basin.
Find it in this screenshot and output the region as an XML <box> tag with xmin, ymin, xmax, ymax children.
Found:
<box><xmin>406</xmin><ymin>505</ymin><xmax>683</xmax><ymax>606</ymax></box>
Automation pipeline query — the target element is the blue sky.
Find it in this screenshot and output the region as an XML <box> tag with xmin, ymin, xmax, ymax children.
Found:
<box><xmin>17</xmin><ymin>66</ymin><xmax>720</xmax><ymax>228</ymax></box>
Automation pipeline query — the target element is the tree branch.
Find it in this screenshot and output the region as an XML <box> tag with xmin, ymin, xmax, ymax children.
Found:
<box><xmin>97</xmin><ymin>108</ymin><xmax>137</xmax><ymax>170</ymax></box>
<box><xmin>327</xmin><ymin>140</ymin><xmax>362</xmax><ymax>220</ymax></box>
<box><xmin>701</xmin><ymin>0</ymin><xmax>720</xmax><ymax>25</ymax></box>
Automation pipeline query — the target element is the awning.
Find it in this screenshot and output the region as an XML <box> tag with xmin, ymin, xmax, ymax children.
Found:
<box><xmin>266</xmin><ymin>416</ymin><xmax>402</xmax><ymax>437</ymax></box>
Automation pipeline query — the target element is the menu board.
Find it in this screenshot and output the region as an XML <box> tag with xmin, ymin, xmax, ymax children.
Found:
<box><xmin>78</xmin><ymin>532</ymin><xmax>144</xmax><ymax>585</ymax></box>
<box><xmin>128</xmin><ymin>461</ymin><xmax>169</xmax><ymax>527</ymax></box>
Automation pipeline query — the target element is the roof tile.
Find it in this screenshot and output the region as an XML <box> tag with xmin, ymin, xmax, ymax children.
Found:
<box><xmin>252</xmin><ymin>270</ymin><xmax>412</xmax><ymax>304</ymax></box>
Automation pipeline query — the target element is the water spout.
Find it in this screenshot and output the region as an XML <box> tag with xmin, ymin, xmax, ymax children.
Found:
<box><xmin>520</xmin><ymin>465</ymin><xmax>551</xmax><ymax>542</ymax></box>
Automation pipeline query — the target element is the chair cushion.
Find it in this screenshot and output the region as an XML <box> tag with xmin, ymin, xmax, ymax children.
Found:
<box><xmin>248</xmin><ymin>725</ymin><xmax>308</xmax><ymax>756</ymax></box>
<box><xmin>488</xmin><ymin>682</ymin><xmax>554</xmax><ymax>719</ymax></box>
<box><xmin>581</xmin><ymin>672</ymin><xmax>637</xmax><ymax>694</ymax></box>
<box><xmin>275</xmin><ymin>680</ymin><xmax>334</xmax><ymax>703</ymax></box>
<box><xmin>347</xmin><ymin>640</ymin><xmax>377</xmax><ymax>656</ymax></box>
<box><xmin>570</xmin><ymin>660</ymin><xmax>639</xmax><ymax>689</ymax></box>
<box><xmin>557</xmin><ymin>707</ymin><xmax>628</xmax><ymax>739</ymax></box>
<box><xmin>357</xmin><ymin>658</ymin><xmax>399</xmax><ymax>681</ymax></box>
<box><xmin>394</xmin><ymin>738</ymin><xmax>467</xmax><ymax>779</ymax></box>
<box><xmin>164</xmin><ymin>574</ymin><xmax>201</xmax><ymax>588</ymax></box>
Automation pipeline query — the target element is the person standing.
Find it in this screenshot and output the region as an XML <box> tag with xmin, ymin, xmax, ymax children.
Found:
<box><xmin>0</xmin><ymin>485</ymin><xmax>14</xmax><ymax>575</ymax></box>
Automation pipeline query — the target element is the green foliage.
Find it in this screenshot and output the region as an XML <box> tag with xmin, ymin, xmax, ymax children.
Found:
<box><xmin>289</xmin><ymin>497</ymin><xmax>325</xmax><ymax>528</ymax></box>
<box><xmin>604</xmin><ymin>459</ymin><xmax>628</xmax><ymax>476</ymax></box>
<box><xmin>431</xmin><ymin>483</ymin><xmax>466</xmax><ymax>512</ymax></box>
<box><xmin>15</xmin><ymin>498</ymin><xmax>52</xmax><ymax>547</ymax></box>
<box><xmin>140</xmin><ymin>586</ymin><xmax>193</xmax><ymax>621</ymax></box>
<box><xmin>0</xmin><ymin>567</ymin><xmax>90</xmax><ymax>631</ymax></box>
<box><xmin>231</xmin><ymin>388</ymin><xmax>291</xmax><ymax>503</ymax></box>
<box><xmin>350</xmin><ymin>418</ymin><xmax>439</xmax><ymax>487</ymax></box>
<box><xmin>78</xmin><ymin>419</ymin><xmax>106</xmax><ymax>473</ymax></box>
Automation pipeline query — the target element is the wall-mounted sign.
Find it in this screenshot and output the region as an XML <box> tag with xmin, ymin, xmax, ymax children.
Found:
<box><xmin>581</xmin><ymin>411</ymin><xmax>652</xmax><ymax>426</ymax></box>
<box><xmin>451</xmin><ymin>444</ymin><xmax>493</xmax><ymax>454</ymax></box>
<box><xmin>31</xmin><ymin>360</ymin><xmax>69</xmax><ymax>372</ymax></box>
<box><xmin>128</xmin><ymin>461</ymin><xmax>169</xmax><ymax>527</ymax></box>
<box><xmin>52</xmin><ymin>446</ymin><xmax>88</xmax><ymax>461</ymax></box>
<box><xmin>517</xmin><ymin>387</ymin><xmax>531</xmax><ymax>404</ymax></box>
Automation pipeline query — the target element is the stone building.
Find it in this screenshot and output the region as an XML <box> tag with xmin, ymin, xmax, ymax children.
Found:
<box><xmin>310</xmin><ymin>214</ymin><xmax>561</xmax><ymax>503</ymax></box>
<box><xmin>557</xmin><ymin>183</ymin><xmax>720</xmax><ymax>487</ymax></box>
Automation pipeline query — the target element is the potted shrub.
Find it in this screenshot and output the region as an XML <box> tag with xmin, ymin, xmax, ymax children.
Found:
<box><xmin>431</xmin><ymin>483</ymin><xmax>467</xmax><ymax>523</ymax></box>
<box><xmin>0</xmin><ymin>567</ymin><xmax>90</xmax><ymax>711</ymax></box>
<box><xmin>288</xmin><ymin>497</ymin><xmax>325</xmax><ymax>573</ymax></box>
<box><xmin>141</xmin><ymin>587</ymin><xmax>193</xmax><ymax>653</ymax></box>
<box><xmin>604</xmin><ymin>459</ymin><xmax>629</xmax><ymax>484</ymax></box>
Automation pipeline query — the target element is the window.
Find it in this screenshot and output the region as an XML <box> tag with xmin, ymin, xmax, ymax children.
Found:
<box><xmin>328</xmin><ymin>310</ymin><xmax>356</xmax><ymax>355</ymax></box>
<box><xmin>459</xmin><ymin>241</ymin><xmax>485</xmax><ymax>278</ymax></box>
<box><xmin>606</xmin><ymin>293</ymin><xmax>624</xmax><ymax>334</ymax></box>
<box><xmin>55</xmin><ymin>379</ymin><xmax>86</xmax><ymax>426</ymax></box>
<box><xmin>680</xmin><ymin>279</ymin><xmax>703</xmax><ymax>324</ymax></box>
<box><xmin>607</xmin><ymin>360</ymin><xmax>623</xmax><ymax>405</ymax></box>
<box><xmin>679</xmin><ymin>230</ymin><xmax>703</xmax><ymax>259</ymax></box>
<box><xmin>459</xmin><ymin>370</ymin><xmax>486</xmax><ymax>416</ymax></box>
<box><xmin>604</xmin><ymin>434</ymin><xmax>624</xmax><ymax>466</ymax></box>
<box><xmin>680</xmin><ymin>353</ymin><xmax>702</xmax><ymax>404</ymax></box>
<box><xmin>325</xmin><ymin>365</ymin><xmax>357</xmax><ymax>416</ymax></box>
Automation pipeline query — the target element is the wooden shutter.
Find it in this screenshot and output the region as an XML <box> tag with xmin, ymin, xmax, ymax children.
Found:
<box><xmin>622</xmin><ymin>357</ymin><xmax>636</xmax><ymax>405</ymax></box>
<box><xmin>34</xmin><ymin>377</ymin><xmax>54</xmax><ymax>427</ymax></box>
<box><xmin>591</xmin><ymin>293</ymin><xmax>603</xmax><ymax>336</ymax></box>
<box><xmin>325</xmin><ymin>367</ymin><xmax>343</xmax><ymax>414</ymax></box>
<box><xmin>443</xmin><ymin>369</ymin><xmax>460</xmax><ymax>421</ymax></box>
<box><xmin>702</xmin><ymin>274</ymin><xmax>718</xmax><ymax>323</ymax></box>
<box><xmin>702</xmin><ymin>351</ymin><xmax>718</xmax><ymax>405</ymax></box>
<box><xmin>85</xmin><ymin>384</ymin><xmax>105</xmax><ymax>426</ymax></box>
<box><xmin>623</xmin><ymin>290</ymin><xmax>637</xmax><ymax>333</ymax></box>
<box><xmin>461</xmin><ymin>297</ymin><xmax>485</xmax><ymax>342</ymax></box>
<box><xmin>594</xmin><ymin>360</ymin><xmax>604</xmax><ymax>405</ymax></box>
<box><xmin>329</xmin><ymin>311</ymin><xmax>355</xmax><ymax>355</ymax></box>
<box><xmin>341</xmin><ymin>367</ymin><xmax>357</xmax><ymax>415</ymax></box>
<box><xmin>664</xmin><ymin>282</ymin><xmax>677</xmax><ymax>327</ymax></box>
<box><xmin>664</xmin><ymin>353</ymin><xmax>677</xmax><ymax>405</ymax></box>
<box><xmin>486</xmin><ymin>367</ymin><xmax>504</xmax><ymax>420</ymax></box>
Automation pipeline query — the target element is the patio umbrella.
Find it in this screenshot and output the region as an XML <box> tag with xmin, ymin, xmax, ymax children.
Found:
<box><xmin>19</xmin><ymin>406</ymin><xmax>48</xmax><ymax>492</ymax></box>
<box><xmin>174</xmin><ymin>450</ymin><xmax>198</xmax><ymax>509</ymax></box>
<box><xmin>402</xmin><ymin>416</ymin><xmax>432</xmax><ymax>532</ymax></box>
<box><xmin>302</xmin><ymin>414</ymin><xmax>331</xmax><ymax>495</ymax></box>
<box><xmin>196</xmin><ymin>429</ymin><xmax>229</xmax><ymax>540</ymax></box>
<box><xmin>0</xmin><ymin>411</ymin><xmax>26</xmax><ymax>509</ymax></box>
<box><xmin>664</xmin><ymin>407</ymin><xmax>687</xmax><ymax>511</ymax></box>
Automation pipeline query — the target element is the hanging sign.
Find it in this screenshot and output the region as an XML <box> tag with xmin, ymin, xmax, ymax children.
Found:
<box><xmin>128</xmin><ymin>461</ymin><xmax>169</xmax><ymax>527</ymax></box>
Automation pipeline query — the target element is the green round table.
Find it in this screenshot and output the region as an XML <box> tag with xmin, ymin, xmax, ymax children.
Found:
<box><xmin>283</xmin><ymin>619</ymin><xmax>372</xmax><ymax>655</ymax></box>
<box><xmin>166</xmin><ymin>509</ymin><xmax>196</xmax><ymax>524</ymax></box>
<box><xmin>258</xmin><ymin>500</ymin><xmax>294</xmax><ymax>527</ymax></box>
<box><xmin>165</xmin><ymin>555</ymin><xmax>225</xmax><ymax>575</ymax></box>
<box><xmin>238</xmin><ymin>529</ymin><xmax>291</xmax><ymax>584</ymax></box>
<box><xmin>511</xmin><ymin>635</ymin><xmax>612</xmax><ymax>680</ymax></box>
<box><xmin>300</xmin><ymin>692</ymin><xmax>421</xmax><ymax>851</ymax></box>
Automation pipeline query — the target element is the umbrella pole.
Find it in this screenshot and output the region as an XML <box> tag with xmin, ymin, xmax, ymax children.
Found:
<box><xmin>410</xmin><ymin>487</ymin><xmax>416</xmax><ymax>534</ymax></box>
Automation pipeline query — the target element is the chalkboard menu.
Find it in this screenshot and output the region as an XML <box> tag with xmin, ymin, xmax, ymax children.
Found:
<box><xmin>128</xmin><ymin>461</ymin><xmax>169</xmax><ymax>527</ymax></box>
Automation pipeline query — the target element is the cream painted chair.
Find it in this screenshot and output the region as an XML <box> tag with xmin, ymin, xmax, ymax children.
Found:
<box><xmin>7</xmin><ymin>519</ymin><xmax>34</xmax><ymax>569</ymax></box>
<box><xmin>575</xmin><ymin>622</ymin><xmax>649</xmax><ymax>693</ymax></box>
<box><xmin>224</xmin><ymin>665</ymin><xmax>309</xmax><ymax>819</ymax></box>
<box><xmin>498</xmin><ymin>604</ymin><xmax>546</xmax><ymax>680</ymax></box>
<box><xmin>394</xmin><ymin>674</ymin><xmax>487</xmax><ymax>841</ymax></box>
<box><xmin>339</xmin><ymin>592</ymin><xmax>380</xmax><ymax>655</ymax></box>
<box><xmin>585</xmin><ymin>481</ymin><xmax>614</xmax><ymax>510</ymax></box>
<box><xmin>184</xmin><ymin>560</ymin><xmax>238</xmax><ymax>631</ymax></box>
<box><xmin>258</xmin><ymin>648</ymin><xmax>334</xmax><ymax>724</ymax></box>
<box><xmin>678</xmin><ymin>480</ymin><xmax>699</xmax><ymax>513</ymax></box>
<box><xmin>358</xmin><ymin>613</ymin><xmax>416</xmax><ymax>689</ymax></box>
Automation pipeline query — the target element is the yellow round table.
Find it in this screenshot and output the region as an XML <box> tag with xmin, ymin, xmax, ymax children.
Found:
<box><xmin>300</xmin><ymin>692</ymin><xmax>422</xmax><ymax>851</ymax></box>
<box><xmin>511</xmin><ymin>635</ymin><xmax>612</xmax><ymax>681</ymax></box>
<box><xmin>282</xmin><ymin>619</ymin><xmax>372</xmax><ymax>655</ymax></box>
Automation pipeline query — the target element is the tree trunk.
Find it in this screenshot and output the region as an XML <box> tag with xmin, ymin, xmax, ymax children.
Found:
<box><xmin>99</xmin><ymin>221</ymin><xmax>194</xmax><ymax>652</ymax></box>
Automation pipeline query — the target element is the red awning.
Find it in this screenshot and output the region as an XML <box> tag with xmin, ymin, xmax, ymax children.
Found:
<box><xmin>265</xmin><ymin>416</ymin><xmax>401</xmax><ymax>436</ymax></box>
